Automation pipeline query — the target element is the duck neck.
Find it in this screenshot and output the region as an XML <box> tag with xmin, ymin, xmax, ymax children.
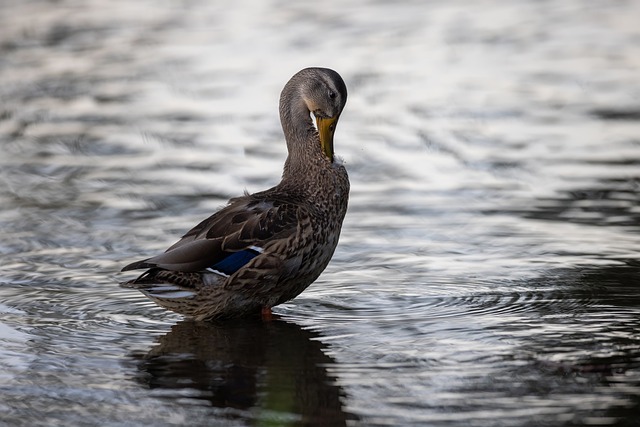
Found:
<box><xmin>279</xmin><ymin>85</ymin><xmax>328</xmax><ymax>187</ymax></box>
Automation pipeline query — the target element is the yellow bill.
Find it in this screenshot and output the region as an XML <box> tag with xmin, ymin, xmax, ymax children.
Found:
<box><xmin>315</xmin><ymin>115</ymin><xmax>339</xmax><ymax>162</ymax></box>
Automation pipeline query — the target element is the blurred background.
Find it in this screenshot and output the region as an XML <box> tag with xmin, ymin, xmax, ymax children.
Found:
<box><xmin>1</xmin><ymin>1</ymin><xmax>639</xmax><ymax>426</ymax></box>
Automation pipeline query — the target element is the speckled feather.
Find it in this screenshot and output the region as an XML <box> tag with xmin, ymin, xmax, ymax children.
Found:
<box><xmin>121</xmin><ymin>67</ymin><xmax>349</xmax><ymax>320</ymax></box>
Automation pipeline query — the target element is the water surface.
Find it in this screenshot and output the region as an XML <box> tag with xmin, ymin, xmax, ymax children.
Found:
<box><xmin>1</xmin><ymin>1</ymin><xmax>640</xmax><ymax>426</ymax></box>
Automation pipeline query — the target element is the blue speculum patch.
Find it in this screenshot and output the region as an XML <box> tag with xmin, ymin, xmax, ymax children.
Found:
<box><xmin>210</xmin><ymin>248</ymin><xmax>261</xmax><ymax>275</ymax></box>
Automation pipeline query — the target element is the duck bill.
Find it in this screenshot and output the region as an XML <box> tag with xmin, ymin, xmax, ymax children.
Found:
<box><xmin>315</xmin><ymin>115</ymin><xmax>338</xmax><ymax>162</ymax></box>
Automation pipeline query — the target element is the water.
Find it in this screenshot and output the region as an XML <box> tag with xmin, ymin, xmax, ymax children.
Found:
<box><xmin>1</xmin><ymin>0</ymin><xmax>640</xmax><ymax>425</ymax></box>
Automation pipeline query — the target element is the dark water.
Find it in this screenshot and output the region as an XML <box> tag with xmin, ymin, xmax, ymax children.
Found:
<box><xmin>1</xmin><ymin>1</ymin><xmax>640</xmax><ymax>426</ymax></box>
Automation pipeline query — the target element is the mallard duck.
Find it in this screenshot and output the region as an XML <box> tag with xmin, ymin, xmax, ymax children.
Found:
<box><xmin>121</xmin><ymin>67</ymin><xmax>349</xmax><ymax>321</ymax></box>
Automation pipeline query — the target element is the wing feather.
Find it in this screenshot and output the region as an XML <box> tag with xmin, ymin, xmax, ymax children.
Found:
<box><xmin>121</xmin><ymin>194</ymin><xmax>302</xmax><ymax>273</ymax></box>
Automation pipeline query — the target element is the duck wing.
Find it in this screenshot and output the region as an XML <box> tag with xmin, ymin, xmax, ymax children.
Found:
<box><xmin>121</xmin><ymin>194</ymin><xmax>302</xmax><ymax>274</ymax></box>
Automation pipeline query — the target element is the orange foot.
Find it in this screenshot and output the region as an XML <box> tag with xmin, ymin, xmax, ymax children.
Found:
<box><xmin>261</xmin><ymin>306</ymin><xmax>274</xmax><ymax>321</ymax></box>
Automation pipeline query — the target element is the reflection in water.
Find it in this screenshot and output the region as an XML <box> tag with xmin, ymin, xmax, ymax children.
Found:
<box><xmin>532</xmin><ymin>265</ymin><xmax>640</xmax><ymax>370</ymax></box>
<box><xmin>131</xmin><ymin>319</ymin><xmax>353</xmax><ymax>426</ymax></box>
<box><xmin>513</xmin><ymin>264</ymin><xmax>640</xmax><ymax>425</ymax></box>
<box><xmin>525</xmin><ymin>264</ymin><xmax>640</xmax><ymax>426</ymax></box>
<box><xmin>519</xmin><ymin>181</ymin><xmax>640</xmax><ymax>228</ymax></box>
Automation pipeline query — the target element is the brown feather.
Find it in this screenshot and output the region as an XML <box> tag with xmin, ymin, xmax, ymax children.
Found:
<box><xmin>121</xmin><ymin>67</ymin><xmax>349</xmax><ymax>320</ymax></box>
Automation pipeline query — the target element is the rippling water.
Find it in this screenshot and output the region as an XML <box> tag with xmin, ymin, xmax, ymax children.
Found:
<box><xmin>1</xmin><ymin>1</ymin><xmax>640</xmax><ymax>426</ymax></box>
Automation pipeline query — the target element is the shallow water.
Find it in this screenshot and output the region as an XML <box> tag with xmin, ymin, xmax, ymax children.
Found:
<box><xmin>1</xmin><ymin>0</ymin><xmax>640</xmax><ymax>426</ymax></box>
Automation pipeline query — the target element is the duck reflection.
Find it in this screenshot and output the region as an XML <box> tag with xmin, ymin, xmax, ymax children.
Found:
<box><xmin>132</xmin><ymin>318</ymin><xmax>352</xmax><ymax>426</ymax></box>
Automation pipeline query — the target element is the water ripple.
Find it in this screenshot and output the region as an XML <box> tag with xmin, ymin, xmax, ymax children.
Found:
<box><xmin>2</xmin><ymin>0</ymin><xmax>640</xmax><ymax>425</ymax></box>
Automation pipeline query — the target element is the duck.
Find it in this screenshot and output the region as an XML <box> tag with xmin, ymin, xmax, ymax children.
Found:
<box><xmin>121</xmin><ymin>67</ymin><xmax>349</xmax><ymax>321</ymax></box>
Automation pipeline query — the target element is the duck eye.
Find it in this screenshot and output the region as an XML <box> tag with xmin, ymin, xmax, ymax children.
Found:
<box><xmin>328</xmin><ymin>91</ymin><xmax>336</xmax><ymax>100</ymax></box>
